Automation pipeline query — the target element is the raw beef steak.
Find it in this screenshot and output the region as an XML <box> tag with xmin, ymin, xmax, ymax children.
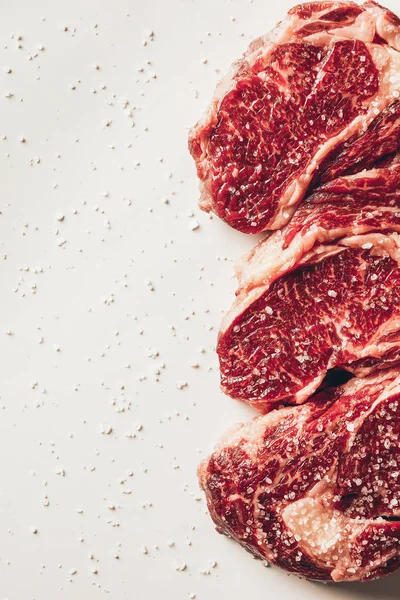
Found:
<box><xmin>217</xmin><ymin>160</ymin><xmax>400</xmax><ymax>412</ymax></box>
<box><xmin>199</xmin><ymin>370</ymin><xmax>400</xmax><ymax>581</ymax></box>
<box><xmin>235</xmin><ymin>153</ymin><xmax>400</xmax><ymax>295</ymax></box>
<box><xmin>189</xmin><ymin>1</ymin><xmax>400</xmax><ymax>233</ymax></box>
<box><xmin>315</xmin><ymin>99</ymin><xmax>400</xmax><ymax>185</ymax></box>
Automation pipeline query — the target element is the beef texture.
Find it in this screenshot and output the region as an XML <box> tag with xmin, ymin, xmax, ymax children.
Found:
<box><xmin>189</xmin><ymin>1</ymin><xmax>400</xmax><ymax>233</ymax></box>
<box><xmin>199</xmin><ymin>370</ymin><xmax>400</xmax><ymax>581</ymax></box>
<box><xmin>218</xmin><ymin>159</ymin><xmax>400</xmax><ymax>412</ymax></box>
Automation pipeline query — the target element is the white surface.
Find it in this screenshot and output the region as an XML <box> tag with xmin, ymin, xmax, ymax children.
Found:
<box><xmin>0</xmin><ymin>0</ymin><xmax>399</xmax><ymax>598</ymax></box>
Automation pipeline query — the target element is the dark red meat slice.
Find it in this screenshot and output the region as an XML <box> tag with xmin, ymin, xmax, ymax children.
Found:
<box><xmin>198</xmin><ymin>370</ymin><xmax>400</xmax><ymax>581</ymax></box>
<box><xmin>233</xmin><ymin>155</ymin><xmax>400</xmax><ymax>296</ymax></box>
<box><xmin>283</xmin><ymin>153</ymin><xmax>400</xmax><ymax>247</ymax></box>
<box><xmin>218</xmin><ymin>241</ymin><xmax>400</xmax><ymax>412</ymax></box>
<box><xmin>288</xmin><ymin>2</ymin><xmax>361</xmax><ymax>19</ymax></box>
<box><xmin>189</xmin><ymin>2</ymin><xmax>400</xmax><ymax>233</ymax></box>
<box><xmin>316</xmin><ymin>100</ymin><xmax>400</xmax><ymax>185</ymax></box>
<box><xmin>216</xmin><ymin>159</ymin><xmax>400</xmax><ymax>413</ymax></box>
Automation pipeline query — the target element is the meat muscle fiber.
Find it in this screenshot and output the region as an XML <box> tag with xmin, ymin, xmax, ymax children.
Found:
<box><xmin>235</xmin><ymin>153</ymin><xmax>400</xmax><ymax>295</ymax></box>
<box><xmin>217</xmin><ymin>160</ymin><xmax>400</xmax><ymax>413</ymax></box>
<box><xmin>189</xmin><ymin>1</ymin><xmax>400</xmax><ymax>233</ymax></box>
<box><xmin>194</xmin><ymin>0</ymin><xmax>400</xmax><ymax>585</ymax></box>
<box><xmin>199</xmin><ymin>370</ymin><xmax>400</xmax><ymax>582</ymax></box>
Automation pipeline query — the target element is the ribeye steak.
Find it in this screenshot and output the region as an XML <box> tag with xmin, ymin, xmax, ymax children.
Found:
<box><xmin>236</xmin><ymin>152</ymin><xmax>400</xmax><ymax>294</ymax></box>
<box><xmin>189</xmin><ymin>1</ymin><xmax>400</xmax><ymax>233</ymax></box>
<box><xmin>194</xmin><ymin>0</ymin><xmax>400</xmax><ymax>584</ymax></box>
<box><xmin>199</xmin><ymin>369</ymin><xmax>400</xmax><ymax>581</ymax></box>
<box><xmin>218</xmin><ymin>160</ymin><xmax>400</xmax><ymax>413</ymax></box>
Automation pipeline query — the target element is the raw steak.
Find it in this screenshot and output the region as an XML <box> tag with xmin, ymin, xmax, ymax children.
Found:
<box><xmin>236</xmin><ymin>153</ymin><xmax>400</xmax><ymax>294</ymax></box>
<box><xmin>189</xmin><ymin>1</ymin><xmax>400</xmax><ymax>233</ymax></box>
<box><xmin>199</xmin><ymin>370</ymin><xmax>400</xmax><ymax>581</ymax></box>
<box><xmin>217</xmin><ymin>160</ymin><xmax>400</xmax><ymax>413</ymax></box>
<box><xmin>315</xmin><ymin>99</ymin><xmax>400</xmax><ymax>185</ymax></box>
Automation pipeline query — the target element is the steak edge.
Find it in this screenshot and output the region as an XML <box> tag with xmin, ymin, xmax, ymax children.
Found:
<box><xmin>199</xmin><ymin>370</ymin><xmax>400</xmax><ymax>581</ymax></box>
<box><xmin>189</xmin><ymin>1</ymin><xmax>400</xmax><ymax>233</ymax></box>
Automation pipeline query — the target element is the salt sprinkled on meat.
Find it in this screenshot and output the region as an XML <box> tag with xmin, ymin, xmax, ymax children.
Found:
<box><xmin>199</xmin><ymin>370</ymin><xmax>400</xmax><ymax>581</ymax></box>
<box><xmin>192</xmin><ymin>0</ymin><xmax>400</xmax><ymax>585</ymax></box>
<box><xmin>218</xmin><ymin>157</ymin><xmax>400</xmax><ymax>412</ymax></box>
<box><xmin>189</xmin><ymin>1</ymin><xmax>400</xmax><ymax>233</ymax></box>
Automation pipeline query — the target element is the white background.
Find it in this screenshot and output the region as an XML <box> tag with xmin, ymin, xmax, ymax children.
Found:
<box><xmin>0</xmin><ymin>0</ymin><xmax>399</xmax><ymax>598</ymax></box>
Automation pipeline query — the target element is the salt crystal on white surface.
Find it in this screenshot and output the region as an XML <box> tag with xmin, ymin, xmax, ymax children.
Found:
<box><xmin>99</xmin><ymin>423</ymin><xmax>112</xmax><ymax>435</ymax></box>
<box><xmin>173</xmin><ymin>559</ymin><xmax>187</xmax><ymax>572</ymax></box>
<box><xmin>176</xmin><ymin>381</ymin><xmax>188</xmax><ymax>390</ymax></box>
<box><xmin>188</xmin><ymin>219</ymin><xmax>200</xmax><ymax>231</ymax></box>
